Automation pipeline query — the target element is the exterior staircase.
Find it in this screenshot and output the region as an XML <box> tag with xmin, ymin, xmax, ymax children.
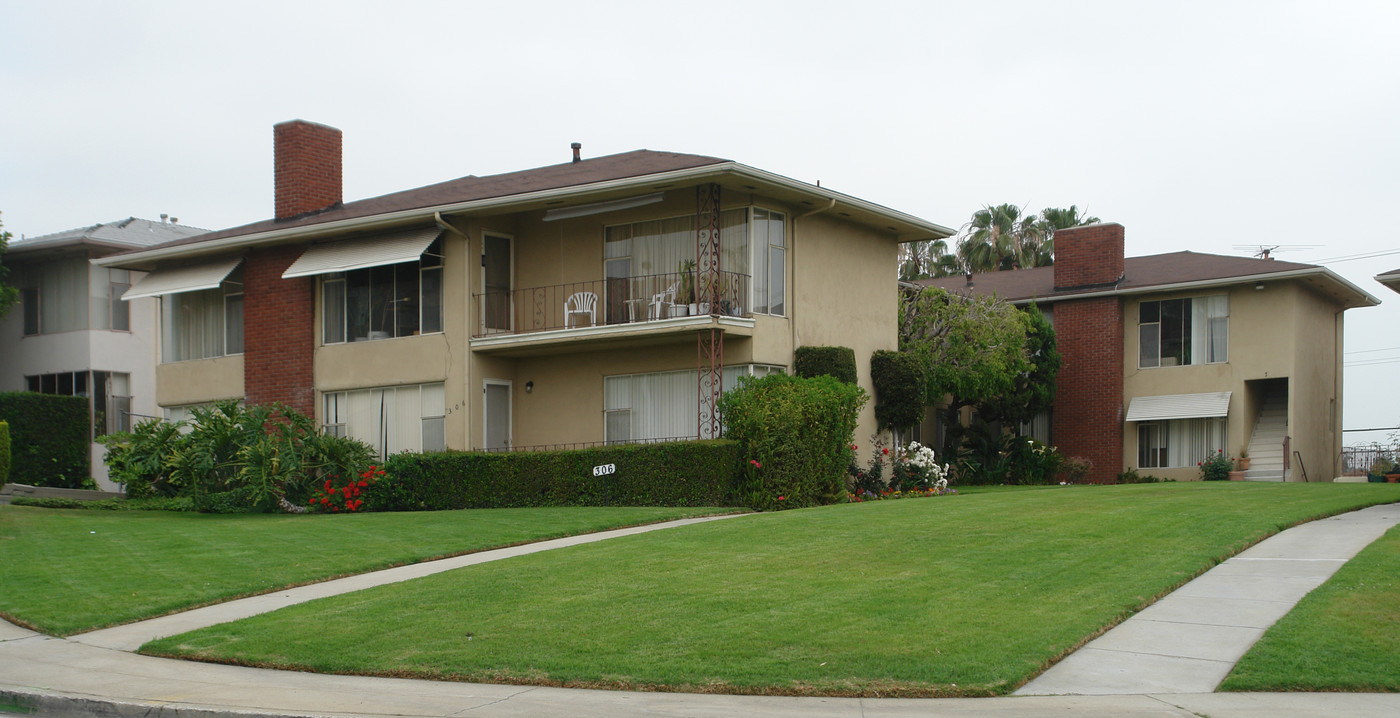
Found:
<box><xmin>1243</xmin><ymin>391</ymin><xmax>1289</xmax><ymax>481</ymax></box>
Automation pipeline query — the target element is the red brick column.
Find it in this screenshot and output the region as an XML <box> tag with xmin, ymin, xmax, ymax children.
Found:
<box><xmin>243</xmin><ymin>246</ymin><xmax>315</xmax><ymax>417</ymax></box>
<box><xmin>1054</xmin><ymin>297</ymin><xmax>1124</xmax><ymax>483</ymax></box>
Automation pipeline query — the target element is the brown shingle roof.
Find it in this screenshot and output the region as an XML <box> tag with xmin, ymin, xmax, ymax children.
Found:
<box><xmin>915</xmin><ymin>251</ymin><xmax>1377</xmax><ymax>308</ymax></box>
<box><xmin>138</xmin><ymin>149</ymin><xmax>729</xmax><ymax>253</ymax></box>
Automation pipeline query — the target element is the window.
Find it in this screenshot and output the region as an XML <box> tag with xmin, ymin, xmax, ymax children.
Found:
<box><xmin>1136</xmin><ymin>417</ymin><xmax>1227</xmax><ymax>468</ymax></box>
<box><xmin>751</xmin><ymin>208</ymin><xmax>786</xmax><ymax>315</ymax></box>
<box><xmin>22</xmin><ymin>286</ymin><xmax>39</xmax><ymax>335</ymax></box>
<box><xmin>109</xmin><ymin>269</ymin><xmax>131</xmax><ymax>332</ymax></box>
<box><xmin>603</xmin><ymin>207</ymin><xmax>786</xmax><ymax>320</ymax></box>
<box><xmin>322</xmin><ymin>382</ymin><xmax>446</xmax><ymax>458</ymax></box>
<box><xmin>161</xmin><ymin>268</ymin><xmax>244</xmax><ymax>362</ymax></box>
<box><xmin>603</xmin><ymin>364</ymin><xmax>785</xmax><ymax>443</ymax></box>
<box><xmin>321</xmin><ymin>239</ymin><xmax>443</xmax><ymax>344</ymax></box>
<box><xmin>1138</xmin><ymin>295</ymin><xmax>1228</xmax><ymax>368</ymax></box>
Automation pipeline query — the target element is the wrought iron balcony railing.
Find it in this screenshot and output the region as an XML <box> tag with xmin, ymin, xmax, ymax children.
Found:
<box><xmin>473</xmin><ymin>270</ymin><xmax>749</xmax><ymax>337</ymax></box>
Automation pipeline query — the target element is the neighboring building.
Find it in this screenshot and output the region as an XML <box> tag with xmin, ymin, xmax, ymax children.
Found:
<box><xmin>916</xmin><ymin>223</ymin><xmax>1378</xmax><ymax>483</ymax></box>
<box><xmin>0</xmin><ymin>217</ymin><xmax>208</xmax><ymax>489</ymax></box>
<box><xmin>1375</xmin><ymin>268</ymin><xmax>1400</xmax><ymax>294</ymax></box>
<box><xmin>94</xmin><ymin>120</ymin><xmax>953</xmax><ymax>458</ymax></box>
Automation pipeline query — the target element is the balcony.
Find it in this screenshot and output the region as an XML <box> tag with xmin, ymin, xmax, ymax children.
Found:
<box><xmin>471</xmin><ymin>271</ymin><xmax>753</xmax><ymax>355</ymax></box>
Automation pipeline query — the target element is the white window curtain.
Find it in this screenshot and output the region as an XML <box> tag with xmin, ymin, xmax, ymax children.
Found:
<box><xmin>38</xmin><ymin>257</ymin><xmax>88</xmax><ymax>333</ymax></box>
<box><xmin>328</xmin><ymin>383</ymin><xmax>446</xmax><ymax>458</ymax></box>
<box><xmin>1192</xmin><ymin>295</ymin><xmax>1229</xmax><ymax>363</ymax></box>
<box><xmin>1165</xmin><ymin>417</ymin><xmax>1228</xmax><ymax>467</ymax></box>
<box><xmin>162</xmin><ymin>288</ymin><xmax>225</xmax><ymax>361</ymax></box>
<box><xmin>604</xmin><ymin>365</ymin><xmax>765</xmax><ymax>442</ymax></box>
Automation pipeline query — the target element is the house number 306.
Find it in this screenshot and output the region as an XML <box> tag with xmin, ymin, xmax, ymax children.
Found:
<box><xmin>592</xmin><ymin>464</ymin><xmax>616</xmax><ymax>477</ymax></box>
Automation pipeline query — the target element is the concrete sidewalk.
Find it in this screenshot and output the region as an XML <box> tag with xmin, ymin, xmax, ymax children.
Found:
<box><xmin>4</xmin><ymin>505</ymin><xmax>1400</xmax><ymax>717</ymax></box>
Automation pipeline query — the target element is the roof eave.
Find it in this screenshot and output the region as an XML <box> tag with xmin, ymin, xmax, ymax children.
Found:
<box><xmin>96</xmin><ymin>161</ymin><xmax>952</xmax><ymax>269</ymax></box>
<box><xmin>1005</xmin><ymin>266</ymin><xmax>1380</xmax><ymax>309</ymax></box>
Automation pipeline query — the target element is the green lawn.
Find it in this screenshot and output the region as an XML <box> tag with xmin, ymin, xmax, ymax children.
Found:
<box><xmin>142</xmin><ymin>483</ymin><xmax>1400</xmax><ymax>697</ymax></box>
<box><xmin>1220</xmin><ymin>522</ymin><xmax>1400</xmax><ymax>692</ymax></box>
<box><xmin>0</xmin><ymin>504</ymin><xmax>737</xmax><ymax>636</ymax></box>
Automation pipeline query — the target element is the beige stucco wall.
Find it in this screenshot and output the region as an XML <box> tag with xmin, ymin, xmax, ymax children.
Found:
<box><xmin>156</xmin><ymin>355</ymin><xmax>244</xmax><ymax>407</ymax></box>
<box><xmin>792</xmin><ymin>212</ymin><xmax>899</xmax><ymax>444</ymax></box>
<box><xmin>1121</xmin><ymin>282</ymin><xmax>1343</xmax><ymax>481</ymax></box>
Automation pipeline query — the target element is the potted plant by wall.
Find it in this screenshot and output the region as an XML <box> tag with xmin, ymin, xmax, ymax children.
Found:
<box><xmin>1368</xmin><ymin>457</ymin><xmax>1391</xmax><ymax>483</ymax></box>
<box><xmin>1236</xmin><ymin>447</ymin><xmax>1251</xmax><ymax>471</ymax></box>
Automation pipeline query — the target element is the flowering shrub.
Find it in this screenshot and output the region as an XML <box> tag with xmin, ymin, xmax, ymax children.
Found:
<box><xmin>1199</xmin><ymin>450</ymin><xmax>1234</xmax><ymax>481</ymax></box>
<box><xmin>848</xmin><ymin>435</ymin><xmax>950</xmax><ymax>494</ymax></box>
<box><xmin>310</xmin><ymin>465</ymin><xmax>385</xmax><ymax>512</ymax></box>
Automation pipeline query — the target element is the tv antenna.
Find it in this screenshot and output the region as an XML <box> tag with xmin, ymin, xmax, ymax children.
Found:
<box><xmin>1230</xmin><ymin>244</ymin><xmax>1320</xmax><ymax>259</ymax></box>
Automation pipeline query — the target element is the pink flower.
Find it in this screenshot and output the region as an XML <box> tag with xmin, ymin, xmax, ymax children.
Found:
<box><xmin>777</xmin><ymin>495</ymin><xmax>786</xmax><ymax>501</ymax></box>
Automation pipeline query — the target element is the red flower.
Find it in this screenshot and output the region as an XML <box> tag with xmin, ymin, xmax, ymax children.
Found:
<box><xmin>882</xmin><ymin>447</ymin><xmax>889</xmax><ymax>455</ymax></box>
<box><xmin>324</xmin><ymin>479</ymin><xmax>332</xmax><ymax>492</ymax></box>
<box><xmin>851</xmin><ymin>445</ymin><xmax>858</xmax><ymax>450</ymax></box>
<box><xmin>778</xmin><ymin>495</ymin><xmax>786</xmax><ymax>501</ymax></box>
<box><xmin>358</xmin><ymin>480</ymin><xmax>368</xmax><ymax>488</ymax></box>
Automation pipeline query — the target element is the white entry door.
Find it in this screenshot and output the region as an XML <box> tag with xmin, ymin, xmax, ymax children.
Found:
<box><xmin>484</xmin><ymin>380</ymin><xmax>512</xmax><ymax>451</ymax></box>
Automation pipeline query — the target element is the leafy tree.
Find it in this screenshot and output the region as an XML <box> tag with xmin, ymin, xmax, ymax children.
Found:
<box><xmin>978</xmin><ymin>301</ymin><xmax>1060</xmax><ymax>428</ymax></box>
<box><xmin>0</xmin><ymin>212</ymin><xmax>18</xmax><ymax>321</ymax></box>
<box><xmin>898</xmin><ymin>287</ymin><xmax>1029</xmax><ymax>442</ymax></box>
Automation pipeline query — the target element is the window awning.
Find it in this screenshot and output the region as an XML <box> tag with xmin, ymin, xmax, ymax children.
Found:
<box><xmin>1125</xmin><ymin>392</ymin><xmax>1232</xmax><ymax>422</ymax></box>
<box><xmin>282</xmin><ymin>227</ymin><xmax>442</xmax><ymax>279</ymax></box>
<box><xmin>122</xmin><ymin>257</ymin><xmax>244</xmax><ymax>301</ymax></box>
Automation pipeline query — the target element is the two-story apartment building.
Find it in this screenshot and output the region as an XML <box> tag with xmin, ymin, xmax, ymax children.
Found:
<box><xmin>917</xmin><ymin>224</ymin><xmax>1378</xmax><ymax>483</ymax></box>
<box><xmin>0</xmin><ymin>217</ymin><xmax>207</xmax><ymax>489</ymax></box>
<box><xmin>94</xmin><ymin>120</ymin><xmax>953</xmax><ymax>458</ymax></box>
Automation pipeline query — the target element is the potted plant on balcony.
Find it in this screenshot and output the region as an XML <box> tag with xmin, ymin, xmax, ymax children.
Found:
<box><xmin>675</xmin><ymin>259</ymin><xmax>697</xmax><ymax>316</ymax></box>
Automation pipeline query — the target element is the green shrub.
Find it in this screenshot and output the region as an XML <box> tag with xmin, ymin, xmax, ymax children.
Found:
<box><xmin>364</xmin><ymin>440</ymin><xmax>740</xmax><ymax>511</ymax></box>
<box><xmin>720</xmin><ymin>373</ymin><xmax>866</xmax><ymax>510</ymax></box>
<box><xmin>0</xmin><ymin>419</ymin><xmax>10</xmax><ymax>484</ymax></box>
<box><xmin>793</xmin><ymin>346</ymin><xmax>858</xmax><ymax>385</ymax></box>
<box><xmin>0</xmin><ymin>392</ymin><xmax>90</xmax><ymax>488</ymax></box>
<box><xmin>1116</xmin><ymin>467</ymin><xmax>1163</xmax><ymax>484</ymax></box>
<box><xmin>10</xmin><ymin>495</ymin><xmax>196</xmax><ymax>511</ymax></box>
<box><xmin>98</xmin><ymin>401</ymin><xmax>376</xmax><ymax>513</ymax></box>
<box><xmin>870</xmin><ymin>350</ymin><xmax>925</xmax><ymax>432</ymax></box>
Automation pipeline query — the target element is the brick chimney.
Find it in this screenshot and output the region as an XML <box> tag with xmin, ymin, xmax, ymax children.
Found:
<box><xmin>1053</xmin><ymin>223</ymin><xmax>1124</xmax><ymax>291</ymax></box>
<box><xmin>274</xmin><ymin>120</ymin><xmax>342</xmax><ymax>220</ymax></box>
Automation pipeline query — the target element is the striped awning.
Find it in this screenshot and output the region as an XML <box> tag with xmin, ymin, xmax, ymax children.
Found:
<box><xmin>1125</xmin><ymin>392</ymin><xmax>1232</xmax><ymax>422</ymax></box>
<box><xmin>122</xmin><ymin>257</ymin><xmax>243</xmax><ymax>300</ymax></box>
<box><xmin>282</xmin><ymin>227</ymin><xmax>441</xmax><ymax>278</ymax></box>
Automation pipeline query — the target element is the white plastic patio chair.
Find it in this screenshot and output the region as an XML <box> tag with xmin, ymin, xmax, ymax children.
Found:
<box><xmin>564</xmin><ymin>291</ymin><xmax>598</xmax><ymax>328</ymax></box>
<box><xmin>648</xmin><ymin>283</ymin><xmax>678</xmax><ymax>320</ymax></box>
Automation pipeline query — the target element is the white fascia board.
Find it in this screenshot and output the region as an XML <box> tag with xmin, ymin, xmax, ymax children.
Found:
<box><xmin>1009</xmin><ymin>266</ymin><xmax>1380</xmax><ymax>309</ymax></box>
<box><xmin>96</xmin><ymin>162</ymin><xmax>953</xmax><ymax>267</ymax></box>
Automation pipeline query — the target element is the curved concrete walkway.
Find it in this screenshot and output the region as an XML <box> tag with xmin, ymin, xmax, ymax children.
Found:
<box><xmin>3</xmin><ymin>506</ymin><xmax>1400</xmax><ymax>718</ymax></box>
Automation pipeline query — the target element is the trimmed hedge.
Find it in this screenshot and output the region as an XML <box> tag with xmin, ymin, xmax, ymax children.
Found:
<box><xmin>0</xmin><ymin>419</ymin><xmax>10</xmax><ymax>484</ymax></box>
<box><xmin>871</xmin><ymin>350</ymin><xmax>926</xmax><ymax>432</ymax></box>
<box><xmin>364</xmin><ymin>440</ymin><xmax>741</xmax><ymax>511</ymax></box>
<box><xmin>793</xmin><ymin>346</ymin><xmax>858</xmax><ymax>385</ymax></box>
<box><xmin>0</xmin><ymin>392</ymin><xmax>90</xmax><ymax>488</ymax></box>
<box><xmin>720</xmin><ymin>373</ymin><xmax>866</xmax><ymax>510</ymax></box>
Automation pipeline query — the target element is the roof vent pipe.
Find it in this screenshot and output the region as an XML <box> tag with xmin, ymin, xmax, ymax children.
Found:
<box><xmin>571</xmin><ymin>142</ymin><xmax>582</xmax><ymax>163</ymax></box>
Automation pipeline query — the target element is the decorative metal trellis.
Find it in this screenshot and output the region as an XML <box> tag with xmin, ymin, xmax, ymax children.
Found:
<box><xmin>697</xmin><ymin>183</ymin><xmax>723</xmax><ymax>439</ymax></box>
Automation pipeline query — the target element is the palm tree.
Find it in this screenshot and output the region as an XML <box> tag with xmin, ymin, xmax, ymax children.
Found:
<box><xmin>949</xmin><ymin>204</ymin><xmax>1100</xmax><ymax>274</ymax></box>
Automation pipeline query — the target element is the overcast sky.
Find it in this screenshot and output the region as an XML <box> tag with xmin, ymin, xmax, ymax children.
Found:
<box><xmin>3</xmin><ymin>0</ymin><xmax>1398</xmax><ymax>445</ymax></box>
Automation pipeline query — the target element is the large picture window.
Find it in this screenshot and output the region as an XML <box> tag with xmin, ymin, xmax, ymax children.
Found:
<box><xmin>603</xmin><ymin>207</ymin><xmax>786</xmax><ymax>320</ymax></box>
<box><xmin>322</xmin><ymin>239</ymin><xmax>443</xmax><ymax>344</ymax></box>
<box><xmin>1139</xmin><ymin>295</ymin><xmax>1228</xmax><ymax>368</ymax></box>
<box><xmin>603</xmin><ymin>364</ymin><xmax>784</xmax><ymax>443</ymax></box>
<box><xmin>161</xmin><ymin>269</ymin><xmax>243</xmax><ymax>362</ymax></box>
<box><xmin>1137</xmin><ymin>417</ymin><xmax>1227</xmax><ymax>468</ymax></box>
<box><xmin>323</xmin><ymin>382</ymin><xmax>446</xmax><ymax>458</ymax></box>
